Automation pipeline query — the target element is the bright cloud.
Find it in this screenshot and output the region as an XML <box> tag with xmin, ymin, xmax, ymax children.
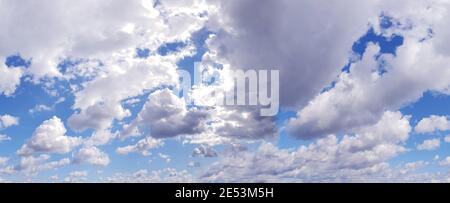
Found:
<box><xmin>17</xmin><ymin>117</ymin><xmax>82</xmax><ymax>156</ymax></box>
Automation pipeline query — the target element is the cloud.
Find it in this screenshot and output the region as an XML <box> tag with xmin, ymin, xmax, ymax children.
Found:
<box><xmin>73</xmin><ymin>146</ymin><xmax>110</xmax><ymax>167</ymax></box>
<box><xmin>0</xmin><ymin>157</ymin><xmax>9</xmax><ymax>166</ymax></box>
<box><xmin>0</xmin><ymin>0</ymin><xmax>207</xmax><ymax>82</ymax></box>
<box><xmin>287</xmin><ymin>32</ymin><xmax>450</xmax><ymax>139</ymax></box>
<box><xmin>0</xmin><ymin>114</ymin><xmax>19</xmax><ymax>129</ymax></box>
<box><xmin>158</xmin><ymin>153</ymin><xmax>171</xmax><ymax>163</ymax></box>
<box><xmin>192</xmin><ymin>145</ymin><xmax>218</xmax><ymax>158</ymax></box>
<box><xmin>68</xmin><ymin>101</ymin><xmax>131</xmax><ymax>132</ymax></box>
<box><xmin>445</xmin><ymin>135</ymin><xmax>450</xmax><ymax>143</ymax></box>
<box><xmin>0</xmin><ymin>65</ymin><xmax>23</xmax><ymax>96</ymax></box>
<box><xmin>64</xmin><ymin>171</ymin><xmax>88</xmax><ymax>183</ymax></box>
<box><xmin>185</xmin><ymin>70</ymin><xmax>278</xmax><ymax>144</ymax></box>
<box><xmin>284</xmin><ymin>1</ymin><xmax>450</xmax><ymax>139</ymax></box>
<box><xmin>207</xmin><ymin>0</ymin><xmax>380</xmax><ymax>108</ymax></box>
<box><xmin>0</xmin><ymin>134</ymin><xmax>11</xmax><ymax>143</ymax></box>
<box><xmin>116</xmin><ymin>137</ymin><xmax>163</xmax><ymax>156</ymax></box>
<box><xmin>417</xmin><ymin>139</ymin><xmax>441</xmax><ymax>151</ymax></box>
<box><xmin>125</xmin><ymin>89</ymin><xmax>208</xmax><ymax>139</ymax></box>
<box><xmin>415</xmin><ymin>115</ymin><xmax>450</xmax><ymax>134</ymax></box>
<box><xmin>28</xmin><ymin>104</ymin><xmax>52</xmax><ymax>114</ymax></box>
<box><xmin>187</xmin><ymin>161</ymin><xmax>201</xmax><ymax>168</ymax></box>
<box><xmin>0</xmin><ymin>0</ymin><xmax>210</xmax><ymax>148</ymax></box>
<box><xmin>14</xmin><ymin>154</ymin><xmax>70</xmax><ymax>176</ymax></box>
<box><xmin>200</xmin><ymin>111</ymin><xmax>412</xmax><ymax>182</ymax></box>
<box><xmin>439</xmin><ymin>157</ymin><xmax>450</xmax><ymax>167</ymax></box>
<box><xmin>103</xmin><ymin>168</ymin><xmax>193</xmax><ymax>183</ymax></box>
<box><xmin>17</xmin><ymin>116</ymin><xmax>82</xmax><ymax>156</ymax></box>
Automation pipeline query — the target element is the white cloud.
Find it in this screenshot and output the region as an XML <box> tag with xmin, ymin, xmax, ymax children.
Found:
<box><xmin>0</xmin><ymin>157</ymin><xmax>9</xmax><ymax>166</ymax></box>
<box><xmin>403</xmin><ymin>161</ymin><xmax>428</xmax><ymax>171</ymax></box>
<box><xmin>84</xmin><ymin>129</ymin><xmax>117</xmax><ymax>146</ymax></box>
<box><xmin>284</xmin><ymin>1</ymin><xmax>450</xmax><ymax>139</ymax></box>
<box><xmin>64</xmin><ymin>170</ymin><xmax>88</xmax><ymax>183</ymax></box>
<box><xmin>0</xmin><ymin>65</ymin><xmax>23</xmax><ymax>96</ymax></box>
<box><xmin>417</xmin><ymin>139</ymin><xmax>441</xmax><ymax>151</ymax></box>
<box><xmin>187</xmin><ymin>161</ymin><xmax>200</xmax><ymax>168</ymax></box>
<box><xmin>0</xmin><ymin>114</ymin><xmax>19</xmax><ymax>129</ymax></box>
<box><xmin>73</xmin><ymin>146</ymin><xmax>110</xmax><ymax>167</ymax></box>
<box><xmin>0</xmin><ymin>0</ymin><xmax>211</xmax><ymax>150</ymax></box>
<box><xmin>445</xmin><ymin>135</ymin><xmax>450</xmax><ymax>143</ymax></box>
<box><xmin>0</xmin><ymin>134</ymin><xmax>11</xmax><ymax>143</ymax></box>
<box><xmin>201</xmin><ymin>111</ymin><xmax>412</xmax><ymax>182</ymax></box>
<box><xmin>29</xmin><ymin>104</ymin><xmax>52</xmax><ymax>114</ymax></box>
<box><xmin>439</xmin><ymin>157</ymin><xmax>450</xmax><ymax>167</ymax></box>
<box><xmin>103</xmin><ymin>168</ymin><xmax>193</xmax><ymax>183</ymax></box>
<box><xmin>122</xmin><ymin>89</ymin><xmax>208</xmax><ymax>139</ymax></box>
<box><xmin>192</xmin><ymin>145</ymin><xmax>218</xmax><ymax>158</ymax></box>
<box><xmin>158</xmin><ymin>153</ymin><xmax>171</xmax><ymax>163</ymax></box>
<box><xmin>186</xmin><ymin>70</ymin><xmax>278</xmax><ymax>144</ymax></box>
<box><xmin>415</xmin><ymin>115</ymin><xmax>450</xmax><ymax>134</ymax></box>
<box><xmin>17</xmin><ymin>116</ymin><xmax>82</xmax><ymax>156</ymax></box>
<box><xmin>0</xmin><ymin>0</ymin><xmax>207</xmax><ymax>81</ymax></box>
<box><xmin>69</xmin><ymin>170</ymin><xmax>88</xmax><ymax>177</ymax></box>
<box><xmin>116</xmin><ymin>137</ymin><xmax>163</xmax><ymax>156</ymax></box>
<box><xmin>15</xmin><ymin>154</ymin><xmax>70</xmax><ymax>176</ymax></box>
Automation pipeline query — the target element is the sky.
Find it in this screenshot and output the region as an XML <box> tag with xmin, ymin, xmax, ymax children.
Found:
<box><xmin>2</xmin><ymin>0</ymin><xmax>450</xmax><ymax>182</ymax></box>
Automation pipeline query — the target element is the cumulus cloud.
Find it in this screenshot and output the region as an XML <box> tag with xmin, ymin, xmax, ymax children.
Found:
<box><xmin>439</xmin><ymin>157</ymin><xmax>450</xmax><ymax>167</ymax></box>
<box><xmin>445</xmin><ymin>135</ymin><xmax>450</xmax><ymax>143</ymax></box>
<box><xmin>0</xmin><ymin>114</ymin><xmax>19</xmax><ymax>129</ymax></box>
<box><xmin>417</xmin><ymin>139</ymin><xmax>441</xmax><ymax>151</ymax></box>
<box><xmin>185</xmin><ymin>66</ymin><xmax>278</xmax><ymax>144</ymax></box>
<box><xmin>284</xmin><ymin>1</ymin><xmax>450</xmax><ymax>139</ymax></box>
<box><xmin>0</xmin><ymin>0</ymin><xmax>211</xmax><ymax>151</ymax></box>
<box><xmin>73</xmin><ymin>146</ymin><xmax>110</xmax><ymax>167</ymax></box>
<box><xmin>415</xmin><ymin>115</ymin><xmax>450</xmax><ymax>134</ymax></box>
<box><xmin>122</xmin><ymin>89</ymin><xmax>208</xmax><ymax>139</ymax></box>
<box><xmin>207</xmin><ymin>0</ymin><xmax>379</xmax><ymax>108</ymax></box>
<box><xmin>17</xmin><ymin>116</ymin><xmax>82</xmax><ymax>156</ymax></box>
<box><xmin>0</xmin><ymin>65</ymin><xmax>23</xmax><ymax>96</ymax></box>
<box><xmin>0</xmin><ymin>0</ymin><xmax>207</xmax><ymax>81</ymax></box>
<box><xmin>201</xmin><ymin>111</ymin><xmax>412</xmax><ymax>182</ymax></box>
<box><xmin>0</xmin><ymin>157</ymin><xmax>9</xmax><ymax>166</ymax></box>
<box><xmin>192</xmin><ymin>145</ymin><xmax>218</xmax><ymax>158</ymax></box>
<box><xmin>116</xmin><ymin>137</ymin><xmax>163</xmax><ymax>156</ymax></box>
<box><xmin>14</xmin><ymin>154</ymin><xmax>70</xmax><ymax>176</ymax></box>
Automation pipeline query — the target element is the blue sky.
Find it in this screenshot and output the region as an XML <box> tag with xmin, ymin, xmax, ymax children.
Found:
<box><xmin>2</xmin><ymin>0</ymin><xmax>450</xmax><ymax>182</ymax></box>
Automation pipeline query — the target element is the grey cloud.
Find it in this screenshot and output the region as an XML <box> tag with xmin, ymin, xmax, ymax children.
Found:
<box><xmin>208</xmin><ymin>0</ymin><xmax>379</xmax><ymax>108</ymax></box>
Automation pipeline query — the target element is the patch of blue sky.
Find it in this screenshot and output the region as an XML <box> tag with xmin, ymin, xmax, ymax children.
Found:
<box><xmin>5</xmin><ymin>54</ymin><xmax>31</xmax><ymax>68</ymax></box>
<box><xmin>276</xmin><ymin>110</ymin><xmax>313</xmax><ymax>150</ymax></box>
<box><xmin>135</xmin><ymin>47</ymin><xmax>150</xmax><ymax>59</ymax></box>
<box><xmin>157</xmin><ymin>41</ymin><xmax>188</xmax><ymax>56</ymax></box>
<box><xmin>0</xmin><ymin>81</ymin><xmax>59</xmax><ymax>149</ymax></box>
<box><xmin>177</xmin><ymin>28</ymin><xmax>214</xmax><ymax>86</ymax></box>
<box><xmin>0</xmin><ymin>79</ymin><xmax>80</xmax><ymax>177</ymax></box>
<box><xmin>401</xmin><ymin>91</ymin><xmax>450</xmax><ymax>125</ymax></box>
<box><xmin>322</xmin><ymin>15</ymin><xmax>404</xmax><ymax>93</ymax></box>
<box><xmin>351</xmin><ymin>27</ymin><xmax>404</xmax><ymax>61</ymax></box>
<box><xmin>387</xmin><ymin>91</ymin><xmax>450</xmax><ymax>174</ymax></box>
